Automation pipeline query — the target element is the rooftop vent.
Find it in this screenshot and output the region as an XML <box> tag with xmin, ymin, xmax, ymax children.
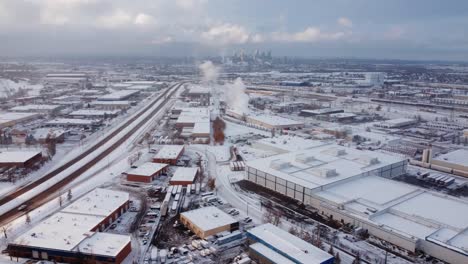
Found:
<box><xmin>295</xmin><ymin>154</ymin><xmax>317</xmax><ymax>164</ymax></box>
<box><xmin>270</xmin><ymin>160</ymin><xmax>291</xmax><ymax>170</ymax></box>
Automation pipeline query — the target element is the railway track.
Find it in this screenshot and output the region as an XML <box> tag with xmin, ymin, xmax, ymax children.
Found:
<box><xmin>0</xmin><ymin>83</ymin><xmax>182</xmax><ymax>224</ymax></box>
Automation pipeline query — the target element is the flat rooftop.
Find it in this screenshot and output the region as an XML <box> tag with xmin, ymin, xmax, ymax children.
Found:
<box><xmin>171</xmin><ymin>167</ymin><xmax>198</xmax><ymax>182</ymax></box>
<box><xmin>45</xmin><ymin>118</ymin><xmax>97</xmax><ymax>125</ymax></box>
<box><xmin>97</xmin><ymin>90</ymin><xmax>139</xmax><ymax>101</ymax></box>
<box><xmin>0</xmin><ymin>112</ymin><xmax>40</xmax><ymax>122</ymax></box>
<box><xmin>247</xmin><ymin>223</ymin><xmax>333</xmax><ymax>264</ymax></box>
<box><xmin>126</xmin><ymin>162</ymin><xmax>167</xmax><ymax>177</ymax></box>
<box><xmin>192</xmin><ymin>122</ymin><xmax>210</xmax><ymax>134</ymax></box>
<box><xmin>154</xmin><ymin>145</ymin><xmax>184</xmax><ymax>160</ymax></box>
<box><xmin>246</xmin><ymin>143</ymin><xmax>405</xmax><ymax>189</ymax></box>
<box><xmin>10</xmin><ymin>104</ymin><xmax>61</xmax><ymax>111</ymax></box>
<box><xmin>248</xmin><ymin>114</ymin><xmax>304</xmax><ymax>127</ymax></box>
<box><xmin>0</xmin><ymin>150</ymin><xmax>41</xmax><ymax>163</ymax></box>
<box><xmin>249</xmin><ymin>243</ymin><xmax>295</xmax><ymax>264</ymax></box>
<box><xmin>433</xmin><ymin>149</ymin><xmax>468</xmax><ymax>167</ymax></box>
<box><xmin>77</xmin><ymin>232</ymin><xmax>130</xmax><ymax>257</ymax></box>
<box><xmin>12</xmin><ymin>212</ymin><xmax>104</xmax><ymax>251</ymax></box>
<box><xmin>253</xmin><ymin>135</ymin><xmax>329</xmax><ymax>154</ymax></box>
<box><xmin>62</xmin><ymin>188</ymin><xmax>129</xmax><ymax>217</ymax></box>
<box><xmin>69</xmin><ymin>109</ymin><xmax>120</xmax><ymax>116</ymax></box>
<box><xmin>181</xmin><ymin>206</ymin><xmax>237</xmax><ymax>231</ymax></box>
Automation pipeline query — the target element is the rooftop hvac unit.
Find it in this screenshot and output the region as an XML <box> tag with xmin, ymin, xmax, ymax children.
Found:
<box><xmin>295</xmin><ymin>154</ymin><xmax>317</xmax><ymax>164</ymax></box>
<box><xmin>312</xmin><ymin>168</ymin><xmax>338</xmax><ymax>178</ymax></box>
<box><xmin>270</xmin><ymin>160</ymin><xmax>291</xmax><ymax>170</ymax></box>
<box><xmin>322</xmin><ymin>148</ymin><xmax>347</xmax><ymax>157</ymax></box>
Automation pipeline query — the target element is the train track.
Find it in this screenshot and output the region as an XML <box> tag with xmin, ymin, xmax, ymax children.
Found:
<box><xmin>0</xmin><ymin>83</ymin><xmax>182</xmax><ymax>224</ymax></box>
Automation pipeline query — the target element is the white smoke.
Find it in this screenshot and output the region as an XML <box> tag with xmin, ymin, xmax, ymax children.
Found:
<box><xmin>225</xmin><ymin>77</ymin><xmax>249</xmax><ymax>115</ymax></box>
<box><xmin>199</xmin><ymin>61</ymin><xmax>220</xmax><ymax>84</ymax></box>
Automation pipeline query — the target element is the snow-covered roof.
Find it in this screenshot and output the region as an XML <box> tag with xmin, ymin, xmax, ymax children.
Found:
<box><xmin>45</xmin><ymin>118</ymin><xmax>98</xmax><ymax>126</ymax></box>
<box><xmin>247</xmin><ymin>223</ymin><xmax>333</xmax><ymax>264</ymax></box>
<box><xmin>154</xmin><ymin>145</ymin><xmax>184</xmax><ymax>160</ymax></box>
<box><xmin>0</xmin><ymin>150</ymin><xmax>41</xmax><ymax>163</ymax></box>
<box><xmin>253</xmin><ymin>136</ymin><xmax>329</xmax><ymax>154</ymax></box>
<box><xmin>12</xmin><ymin>212</ymin><xmax>105</xmax><ymax>251</ymax></box>
<box><xmin>10</xmin><ymin>104</ymin><xmax>61</xmax><ymax>111</ymax></box>
<box><xmin>69</xmin><ymin>109</ymin><xmax>120</xmax><ymax>117</ymax></box>
<box><xmin>176</xmin><ymin>107</ymin><xmax>210</xmax><ymax>125</ymax></box>
<box><xmin>171</xmin><ymin>167</ymin><xmax>198</xmax><ymax>182</ymax></box>
<box><xmin>433</xmin><ymin>149</ymin><xmax>468</xmax><ymax>167</ymax></box>
<box><xmin>247</xmin><ymin>114</ymin><xmax>304</xmax><ymax>127</ymax></box>
<box><xmin>192</xmin><ymin>122</ymin><xmax>210</xmax><ymax>135</ymax></box>
<box><xmin>246</xmin><ymin>143</ymin><xmax>405</xmax><ymax>189</ymax></box>
<box><xmin>33</xmin><ymin>128</ymin><xmax>66</xmax><ymax>139</ymax></box>
<box><xmin>90</xmin><ymin>100</ymin><xmax>130</xmax><ymax>105</ymax></box>
<box><xmin>62</xmin><ymin>188</ymin><xmax>129</xmax><ymax>217</ymax></box>
<box><xmin>126</xmin><ymin>162</ymin><xmax>167</xmax><ymax>176</ymax></box>
<box><xmin>77</xmin><ymin>232</ymin><xmax>130</xmax><ymax>257</ymax></box>
<box><xmin>249</xmin><ymin>243</ymin><xmax>295</xmax><ymax>264</ymax></box>
<box><xmin>181</xmin><ymin>206</ymin><xmax>237</xmax><ymax>231</ymax></box>
<box><xmin>97</xmin><ymin>90</ymin><xmax>139</xmax><ymax>101</ymax></box>
<box><xmin>0</xmin><ymin>112</ymin><xmax>40</xmax><ymax>122</ymax></box>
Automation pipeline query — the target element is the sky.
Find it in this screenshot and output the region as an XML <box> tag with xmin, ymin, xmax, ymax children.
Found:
<box><xmin>0</xmin><ymin>0</ymin><xmax>467</xmax><ymax>61</ymax></box>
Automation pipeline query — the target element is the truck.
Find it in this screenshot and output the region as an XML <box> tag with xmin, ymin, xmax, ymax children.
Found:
<box><xmin>150</xmin><ymin>247</ymin><xmax>158</xmax><ymax>263</ymax></box>
<box><xmin>159</xmin><ymin>249</ymin><xmax>167</xmax><ymax>263</ymax></box>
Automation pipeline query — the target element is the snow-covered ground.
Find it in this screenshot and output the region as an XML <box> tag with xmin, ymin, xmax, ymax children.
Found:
<box><xmin>0</xmin><ymin>78</ymin><xmax>43</xmax><ymax>98</ymax></box>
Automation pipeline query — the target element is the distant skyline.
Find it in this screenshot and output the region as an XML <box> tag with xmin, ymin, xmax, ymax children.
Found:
<box><xmin>1</xmin><ymin>0</ymin><xmax>468</xmax><ymax>61</ymax></box>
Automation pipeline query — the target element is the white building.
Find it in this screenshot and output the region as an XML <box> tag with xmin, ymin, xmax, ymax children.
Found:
<box><xmin>245</xmin><ymin>143</ymin><xmax>468</xmax><ymax>263</ymax></box>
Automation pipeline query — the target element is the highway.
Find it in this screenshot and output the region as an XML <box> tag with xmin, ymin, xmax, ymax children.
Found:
<box><xmin>0</xmin><ymin>82</ymin><xmax>183</xmax><ymax>226</ymax></box>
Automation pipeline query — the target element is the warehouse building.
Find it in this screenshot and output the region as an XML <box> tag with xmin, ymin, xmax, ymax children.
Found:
<box><xmin>89</xmin><ymin>101</ymin><xmax>131</xmax><ymax>110</ymax></box>
<box><xmin>10</xmin><ymin>104</ymin><xmax>64</xmax><ymax>114</ymax></box>
<box><xmin>299</xmin><ymin>108</ymin><xmax>344</xmax><ymax>117</ymax></box>
<box><xmin>247</xmin><ymin>224</ymin><xmax>334</xmax><ymax>264</ymax></box>
<box><xmin>180</xmin><ymin>206</ymin><xmax>239</xmax><ymax>239</ymax></box>
<box><xmin>97</xmin><ymin>90</ymin><xmax>140</xmax><ymax>101</ymax></box>
<box><xmin>153</xmin><ymin>145</ymin><xmax>185</xmax><ymax>165</ymax></box>
<box><xmin>245</xmin><ymin>143</ymin><xmax>468</xmax><ymax>264</ymax></box>
<box><xmin>0</xmin><ymin>150</ymin><xmax>42</xmax><ymax>168</ymax></box>
<box><xmin>8</xmin><ymin>188</ymin><xmax>131</xmax><ymax>263</ymax></box>
<box><xmin>246</xmin><ymin>114</ymin><xmax>304</xmax><ymax>130</ymax></box>
<box><xmin>430</xmin><ymin>149</ymin><xmax>468</xmax><ymax>177</ymax></box>
<box><xmin>125</xmin><ymin>162</ymin><xmax>168</xmax><ymax>183</ymax></box>
<box><xmin>69</xmin><ymin>109</ymin><xmax>120</xmax><ymax>119</ymax></box>
<box><xmin>374</xmin><ymin>118</ymin><xmax>417</xmax><ymax>128</ymax></box>
<box><xmin>186</xmin><ymin>86</ymin><xmax>210</xmax><ymax>106</ymax></box>
<box><xmin>169</xmin><ymin>167</ymin><xmax>199</xmax><ymax>186</ymax></box>
<box><xmin>44</xmin><ymin>118</ymin><xmax>102</xmax><ymax>128</ymax></box>
<box><xmin>0</xmin><ymin>112</ymin><xmax>41</xmax><ymax>129</ymax></box>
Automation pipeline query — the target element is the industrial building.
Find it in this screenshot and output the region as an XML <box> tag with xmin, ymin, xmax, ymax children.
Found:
<box><xmin>69</xmin><ymin>109</ymin><xmax>120</xmax><ymax>119</ymax></box>
<box><xmin>186</xmin><ymin>86</ymin><xmax>211</xmax><ymax>106</ymax></box>
<box><xmin>431</xmin><ymin>149</ymin><xmax>468</xmax><ymax>177</ymax></box>
<box><xmin>180</xmin><ymin>206</ymin><xmax>239</xmax><ymax>239</ymax></box>
<box><xmin>33</xmin><ymin>128</ymin><xmax>66</xmax><ymax>144</ymax></box>
<box><xmin>8</xmin><ymin>188</ymin><xmax>131</xmax><ymax>264</ymax></box>
<box><xmin>0</xmin><ymin>150</ymin><xmax>42</xmax><ymax>168</ymax></box>
<box><xmin>0</xmin><ymin>112</ymin><xmax>41</xmax><ymax>129</ymax></box>
<box><xmin>89</xmin><ymin>101</ymin><xmax>131</xmax><ymax>110</ymax></box>
<box><xmin>44</xmin><ymin>118</ymin><xmax>102</xmax><ymax>128</ymax></box>
<box><xmin>125</xmin><ymin>162</ymin><xmax>168</xmax><ymax>183</ymax></box>
<box><xmin>245</xmin><ymin>143</ymin><xmax>468</xmax><ymax>263</ymax></box>
<box><xmin>299</xmin><ymin>108</ymin><xmax>344</xmax><ymax>117</ymax></box>
<box><xmin>97</xmin><ymin>90</ymin><xmax>140</xmax><ymax>101</ymax></box>
<box><xmin>246</xmin><ymin>114</ymin><xmax>305</xmax><ymax>130</ymax></box>
<box><xmin>10</xmin><ymin>104</ymin><xmax>64</xmax><ymax>114</ymax></box>
<box><xmin>374</xmin><ymin>118</ymin><xmax>417</xmax><ymax>128</ymax></box>
<box><xmin>153</xmin><ymin>145</ymin><xmax>185</xmax><ymax>165</ymax></box>
<box><xmin>44</xmin><ymin>73</ymin><xmax>90</xmax><ymax>89</ymax></box>
<box><xmin>247</xmin><ymin>223</ymin><xmax>334</xmax><ymax>264</ymax></box>
<box><xmin>169</xmin><ymin>167</ymin><xmax>198</xmax><ymax>186</ymax></box>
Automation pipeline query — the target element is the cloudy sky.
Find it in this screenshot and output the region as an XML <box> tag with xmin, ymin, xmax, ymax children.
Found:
<box><xmin>1</xmin><ymin>0</ymin><xmax>467</xmax><ymax>60</ymax></box>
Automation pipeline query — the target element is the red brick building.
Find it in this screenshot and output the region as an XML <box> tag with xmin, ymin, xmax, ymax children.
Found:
<box><xmin>125</xmin><ymin>162</ymin><xmax>168</xmax><ymax>183</ymax></box>
<box><xmin>153</xmin><ymin>145</ymin><xmax>184</xmax><ymax>165</ymax></box>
